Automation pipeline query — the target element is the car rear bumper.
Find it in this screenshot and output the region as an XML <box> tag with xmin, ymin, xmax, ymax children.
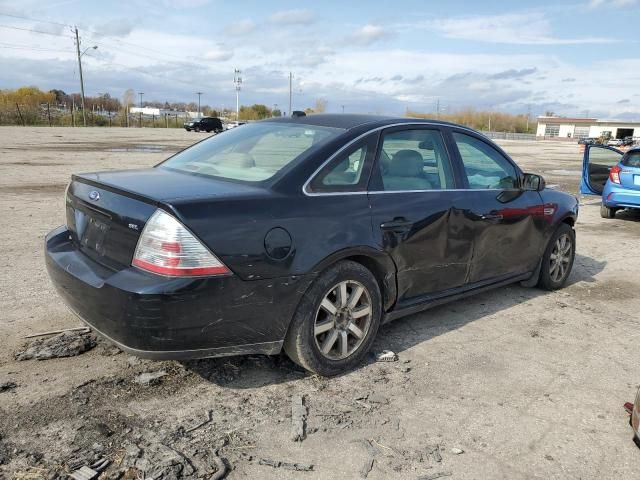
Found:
<box><xmin>603</xmin><ymin>184</ymin><xmax>640</xmax><ymax>209</ymax></box>
<box><xmin>45</xmin><ymin>225</ymin><xmax>312</xmax><ymax>359</ymax></box>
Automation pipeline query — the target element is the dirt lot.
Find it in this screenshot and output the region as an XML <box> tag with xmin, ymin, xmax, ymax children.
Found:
<box><xmin>1</xmin><ymin>126</ymin><xmax>639</xmax><ymax>479</ymax></box>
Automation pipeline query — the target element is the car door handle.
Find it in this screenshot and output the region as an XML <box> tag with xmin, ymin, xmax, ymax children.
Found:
<box><xmin>380</xmin><ymin>218</ymin><xmax>414</xmax><ymax>232</ymax></box>
<box><xmin>480</xmin><ymin>213</ymin><xmax>503</xmax><ymax>220</ymax></box>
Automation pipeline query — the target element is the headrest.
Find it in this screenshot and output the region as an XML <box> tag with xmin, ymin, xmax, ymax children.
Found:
<box><xmin>388</xmin><ymin>150</ymin><xmax>423</xmax><ymax>177</ymax></box>
<box><xmin>220</xmin><ymin>153</ymin><xmax>255</xmax><ymax>167</ymax></box>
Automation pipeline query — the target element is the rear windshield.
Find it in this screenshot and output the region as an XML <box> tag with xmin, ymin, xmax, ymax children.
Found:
<box><xmin>622</xmin><ymin>150</ymin><xmax>640</xmax><ymax>167</ymax></box>
<box><xmin>160</xmin><ymin>122</ymin><xmax>343</xmax><ymax>182</ymax></box>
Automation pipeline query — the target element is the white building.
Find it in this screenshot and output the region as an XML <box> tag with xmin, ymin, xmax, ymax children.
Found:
<box><xmin>536</xmin><ymin>116</ymin><xmax>640</xmax><ymax>139</ymax></box>
<box><xmin>129</xmin><ymin>107</ymin><xmax>199</xmax><ymax>118</ymax></box>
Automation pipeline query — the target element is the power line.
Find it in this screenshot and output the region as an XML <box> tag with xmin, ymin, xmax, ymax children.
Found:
<box><xmin>0</xmin><ymin>41</ymin><xmax>73</xmax><ymax>53</ymax></box>
<box><xmin>0</xmin><ymin>23</ymin><xmax>72</xmax><ymax>37</ymax></box>
<box><xmin>0</xmin><ymin>11</ymin><xmax>71</xmax><ymax>28</ymax></box>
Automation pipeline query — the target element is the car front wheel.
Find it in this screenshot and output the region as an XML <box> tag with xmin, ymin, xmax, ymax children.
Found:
<box><xmin>284</xmin><ymin>261</ymin><xmax>381</xmax><ymax>376</ymax></box>
<box><xmin>538</xmin><ymin>223</ymin><xmax>575</xmax><ymax>290</ymax></box>
<box><xmin>600</xmin><ymin>204</ymin><xmax>617</xmax><ymax>219</ymax></box>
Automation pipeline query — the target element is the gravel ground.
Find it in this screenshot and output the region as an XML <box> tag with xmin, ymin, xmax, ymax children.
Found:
<box><xmin>0</xmin><ymin>126</ymin><xmax>639</xmax><ymax>479</ymax></box>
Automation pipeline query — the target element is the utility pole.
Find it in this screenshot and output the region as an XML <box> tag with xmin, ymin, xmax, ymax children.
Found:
<box><xmin>435</xmin><ymin>98</ymin><xmax>440</xmax><ymax>119</ymax></box>
<box><xmin>234</xmin><ymin>69</ymin><xmax>242</xmax><ymax>121</ymax></box>
<box><xmin>526</xmin><ymin>104</ymin><xmax>531</xmax><ymax>132</ymax></box>
<box><xmin>138</xmin><ymin>92</ymin><xmax>144</xmax><ymax>128</ymax></box>
<box><xmin>74</xmin><ymin>27</ymin><xmax>87</xmax><ymax>127</ymax></box>
<box><xmin>341</xmin><ymin>105</ymin><xmax>345</xmax><ymax>114</ymax></box>
<box><xmin>196</xmin><ymin>92</ymin><xmax>203</xmax><ymax>116</ymax></box>
<box><xmin>288</xmin><ymin>72</ymin><xmax>293</xmax><ymax>117</ymax></box>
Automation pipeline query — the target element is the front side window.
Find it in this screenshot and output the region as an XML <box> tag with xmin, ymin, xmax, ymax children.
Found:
<box><xmin>452</xmin><ymin>132</ymin><xmax>518</xmax><ymax>189</ymax></box>
<box><xmin>377</xmin><ymin>129</ymin><xmax>454</xmax><ymax>191</ymax></box>
<box><xmin>161</xmin><ymin>122</ymin><xmax>343</xmax><ymax>182</ymax></box>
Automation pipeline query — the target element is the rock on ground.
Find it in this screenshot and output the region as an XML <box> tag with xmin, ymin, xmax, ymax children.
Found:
<box><xmin>14</xmin><ymin>331</ymin><xmax>96</xmax><ymax>361</ymax></box>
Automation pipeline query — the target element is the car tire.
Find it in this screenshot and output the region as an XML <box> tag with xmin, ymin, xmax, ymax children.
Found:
<box><xmin>284</xmin><ymin>260</ymin><xmax>382</xmax><ymax>376</ymax></box>
<box><xmin>537</xmin><ymin>223</ymin><xmax>576</xmax><ymax>291</ymax></box>
<box><xmin>600</xmin><ymin>204</ymin><xmax>617</xmax><ymax>219</ymax></box>
<box><xmin>206</xmin><ymin>129</ymin><xmax>211</xmax><ymax>133</ymax></box>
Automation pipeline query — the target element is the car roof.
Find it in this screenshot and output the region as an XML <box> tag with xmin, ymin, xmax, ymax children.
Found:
<box><xmin>263</xmin><ymin>113</ymin><xmax>463</xmax><ymax>131</ymax></box>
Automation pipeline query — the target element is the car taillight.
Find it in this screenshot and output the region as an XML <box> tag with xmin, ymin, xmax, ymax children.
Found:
<box><xmin>610</xmin><ymin>164</ymin><xmax>621</xmax><ymax>184</ymax></box>
<box><xmin>132</xmin><ymin>209</ymin><xmax>230</xmax><ymax>277</ymax></box>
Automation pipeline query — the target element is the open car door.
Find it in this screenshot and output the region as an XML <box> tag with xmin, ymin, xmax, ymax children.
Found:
<box><xmin>580</xmin><ymin>144</ymin><xmax>623</xmax><ymax>195</ymax></box>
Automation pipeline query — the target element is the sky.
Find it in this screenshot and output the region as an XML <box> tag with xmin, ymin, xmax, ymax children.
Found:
<box><xmin>0</xmin><ymin>0</ymin><xmax>639</xmax><ymax>118</ymax></box>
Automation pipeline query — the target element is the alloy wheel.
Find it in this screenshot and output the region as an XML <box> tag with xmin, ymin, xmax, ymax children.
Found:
<box><xmin>549</xmin><ymin>233</ymin><xmax>572</xmax><ymax>282</ymax></box>
<box><xmin>314</xmin><ymin>280</ymin><xmax>373</xmax><ymax>360</ymax></box>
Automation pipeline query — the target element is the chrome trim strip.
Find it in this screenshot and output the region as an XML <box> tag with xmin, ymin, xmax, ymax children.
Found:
<box><xmin>302</xmin><ymin>121</ymin><xmax>490</xmax><ymax>197</ymax></box>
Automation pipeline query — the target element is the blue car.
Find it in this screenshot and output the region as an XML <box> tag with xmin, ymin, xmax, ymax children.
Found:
<box><xmin>580</xmin><ymin>145</ymin><xmax>640</xmax><ymax>218</ymax></box>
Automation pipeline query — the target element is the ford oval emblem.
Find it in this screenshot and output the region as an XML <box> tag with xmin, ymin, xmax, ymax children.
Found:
<box><xmin>88</xmin><ymin>190</ymin><xmax>100</xmax><ymax>201</ymax></box>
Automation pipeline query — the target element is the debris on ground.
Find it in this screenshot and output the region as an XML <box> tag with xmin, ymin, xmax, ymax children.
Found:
<box><xmin>375</xmin><ymin>350</ymin><xmax>398</xmax><ymax>362</ymax></box>
<box><xmin>0</xmin><ymin>381</ymin><xmax>17</xmax><ymax>392</ymax></box>
<box><xmin>291</xmin><ymin>394</ymin><xmax>307</xmax><ymax>442</ymax></box>
<box><xmin>69</xmin><ymin>458</ymin><xmax>110</xmax><ymax>480</ymax></box>
<box><xmin>24</xmin><ymin>326</ymin><xmax>90</xmax><ymax>339</ymax></box>
<box><xmin>14</xmin><ymin>331</ymin><xmax>96</xmax><ymax>361</ymax></box>
<box><xmin>624</xmin><ymin>402</ymin><xmax>634</xmax><ymax>414</ymax></box>
<box><xmin>450</xmin><ymin>447</ymin><xmax>464</xmax><ymax>455</ymax></box>
<box><xmin>360</xmin><ymin>457</ymin><xmax>375</xmax><ymax>478</ymax></box>
<box><xmin>133</xmin><ymin>370</ymin><xmax>167</xmax><ymax>385</ymax></box>
<box><xmin>184</xmin><ymin>409</ymin><xmax>214</xmax><ymax>433</ymax></box>
<box><xmin>209</xmin><ymin>450</ymin><xmax>227</xmax><ymax>480</ymax></box>
<box><xmin>259</xmin><ymin>458</ymin><xmax>314</xmax><ymax>471</ymax></box>
<box><xmin>417</xmin><ymin>472</ymin><xmax>453</xmax><ymax>480</ymax></box>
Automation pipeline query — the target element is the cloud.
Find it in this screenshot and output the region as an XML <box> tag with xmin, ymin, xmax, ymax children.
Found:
<box><xmin>162</xmin><ymin>0</ymin><xmax>211</xmax><ymax>7</ymax></box>
<box><xmin>617</xmin><ymin>98</ymin><xmax>630</xmax><ymax>103</ymax></box>
<box><xmin>268</xmin><ymin>9</ymin><xmax>315</xmax><ymax>25</ymax></box>
<box><xmin>203</xmin><ymin>45</ymin><xmax>233</xmax><ymax>61</ymax></box>
<box><xmin>224</xmin><ymin>19</ymin><xmax>256</xmax><ymax>36</ymax></box>
<box><xmin>93</xmin><ymin>19</ymin><xmax>134</xmax><ymax>37</ymax></box>
<box><xmin>562</xmin><ymin>77</ymin><xmax>576</xmax><ymax>82</ymax></box>
<box><xmin>350</xmin><ymin>24</ymin><xmax>391</xmax><ymax>46</ymax></box>
<box><xmin>390</xmin><ymin>74</ymin><xmax>403</xmax><ymax>81</ymax></box>
<box><xmin>589</xmin><ymin>0</ymin><xmax>638</xmax><ymax>7</ymax></box>
<box><xmin>488</xmin><ymin>67</ymin><xmax>537</xmax><ymax>80</ymax></box>
<box><xmin>425</xmin><ymin>12</ymin><xmax>616</xmax><ymax>45</ymax></box>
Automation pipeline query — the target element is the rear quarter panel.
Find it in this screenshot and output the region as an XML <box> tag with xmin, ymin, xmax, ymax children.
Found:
<box><xmin>170</xmin><ymin>193</ymin><xmax>378</xmax><ymax>282</ymax></box>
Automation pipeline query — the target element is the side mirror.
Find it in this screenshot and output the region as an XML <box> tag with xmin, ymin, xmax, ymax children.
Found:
<box><xmin>522</xmin><ymin>173</ymin><xmax>545</xmax><ymax>191</ymax></box>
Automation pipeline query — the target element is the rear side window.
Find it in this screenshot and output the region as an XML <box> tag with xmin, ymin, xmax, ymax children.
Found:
<box><xmin>308</xmin><ymin>137</ymin><xmax>375</xmax><ymax>193</ymax></box>
<box><xmin>622</xmin><ymin>151</ymin><xmax>640</xmax><ymax>167</ymax></box>
<box><xmin>453</xmin><ymin>132</ymin><xmax>518</xmax><ymax>189</ymax></box>
<box><xmin>377</xmin><ymin>129</ymin><xmax>454</xmax><ymax>191</ymax></box>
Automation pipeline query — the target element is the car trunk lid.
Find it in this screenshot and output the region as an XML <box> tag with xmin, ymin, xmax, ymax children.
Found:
<box><xmin>66</xmin><ymin>168</ymin><xmax>265</xmax><ymax>270</ymax></box>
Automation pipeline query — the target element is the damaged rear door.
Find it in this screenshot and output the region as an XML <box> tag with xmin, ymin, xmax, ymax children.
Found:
<box><xmin>447</xmin><ymin>129</ymin><xmax>545</xmax><ymax>283</ymax></box>
<box><xmin>367</xmin><ymin>126</ymin><xmax>472</xmax><ymax>307</ymax></box>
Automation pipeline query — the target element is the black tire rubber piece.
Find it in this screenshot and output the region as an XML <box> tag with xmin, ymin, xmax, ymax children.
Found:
<box><xmin>284</xmin><ymin>260</ymin><xmax>382</xmax><ymax>376</ymax></box>
<box><xmin>600</xmin><ymin>204</ymin><xmax>617</xmax><ymax>219</ymax></box>
<box><xmin>537</xmin><ymin>223</ymin><xmax>576</xmax><ymax>291</ymax></box>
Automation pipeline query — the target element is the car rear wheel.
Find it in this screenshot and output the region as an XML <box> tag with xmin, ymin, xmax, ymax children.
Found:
<box><xmin>537</xmin><ymin>223</ymin><xmax>575</xmax><ymax>290</ymax></box>
<box><xmin>600</xmin><ymin>204</ymin><xmax>617</xmax><ymax>219</ymax></box>
<box><xmin>284</xmin><ymin>261</ymin><xmax>381</xmax><ymax>376</ymax></box>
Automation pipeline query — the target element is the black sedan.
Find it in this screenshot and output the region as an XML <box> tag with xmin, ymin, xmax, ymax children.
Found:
<box><xmin>45</xmin><ymin>115</ymin><xmax>579</xmax><ymax>375</ymax></box>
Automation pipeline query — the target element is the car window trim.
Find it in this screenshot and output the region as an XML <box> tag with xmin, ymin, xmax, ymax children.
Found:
<box><xmin>302</xmin><ymin>122</ymin><xmax>486</xmax><ymax>196</ymax></box>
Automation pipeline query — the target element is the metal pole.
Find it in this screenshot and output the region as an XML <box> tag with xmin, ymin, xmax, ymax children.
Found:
<box><xmin>47</xmin><ymin>102</ymin><xmax>51</xmax><ymax>126</ymax></box>
<box><xmin>196</xmin><ymin>92</ymin><xmax>202</xmax><ymax>117</ymax></box>
<box><xmin>234</xmin><ymin>69</ymin><xmax>241</xmax><ymax>121</ymax></box>
<box><xmin>74</xmin><ymin>27</ymin><xmax>87</xmax><ymax>127</ymax></box>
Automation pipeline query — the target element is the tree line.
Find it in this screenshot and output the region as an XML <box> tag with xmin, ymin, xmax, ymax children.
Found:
<box><xmin>406</xmin><ymin>108</ymin><xmax>534</xmax><ymax>133</ymax></box>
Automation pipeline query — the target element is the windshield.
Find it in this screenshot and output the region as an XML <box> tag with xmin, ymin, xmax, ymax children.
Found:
<box><xmin>161</xmin><ymin>122</ymin><xmax>343</xmax><ymax>182</ymax></box>
<box><xmin>622</xmin><ymin>150</ymin><xmax>640</xmax><ymax>168</ymax></box>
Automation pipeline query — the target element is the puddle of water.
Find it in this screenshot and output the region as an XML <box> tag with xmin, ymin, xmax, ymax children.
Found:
<box><xmin>546</xmin><ymin>169</ymin><xmax>582</xmax><ymax>177</ymax></box>
<box><xmin>107</xmin><ymin>144</ymin><xmax>167</xmax><ymax>153</ymax></box>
